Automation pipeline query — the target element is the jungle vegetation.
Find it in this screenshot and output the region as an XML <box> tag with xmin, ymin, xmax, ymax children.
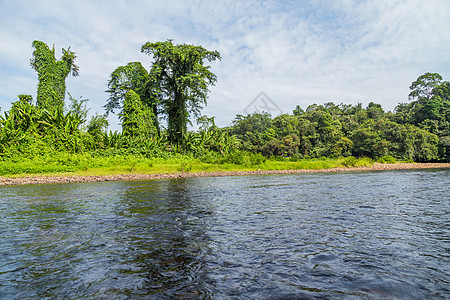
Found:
<box><xmin>0</xmin><ymin>40</ymin><xmax>449</xmax><ymax>176</ymax></box>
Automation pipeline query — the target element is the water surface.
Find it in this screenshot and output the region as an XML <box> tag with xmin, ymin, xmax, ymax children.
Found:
<box><xmin>0</xmin><ymin>169</ymin><xmax>449</xmax><ymax>299</ymax></box>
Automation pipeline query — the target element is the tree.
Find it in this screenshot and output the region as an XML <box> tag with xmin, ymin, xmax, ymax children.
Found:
<box><xmin>197</xmin><ymin>115</ymin><xmax>217</xmax><ymax>132</ymax></box>
<box><xmin>408</xmin><ymin>72</ymin><xmax>443</xmax><ymax>103</ymax></box>
<box><xmin>293</xmin><ymin>105</ymin><xmax>304</xmax><ymax>116</ymax></box>
<box><xmin>121</xmin><ymin>90</ymin><xmax>157</xmax><ymax>138</ymax></box>
<box><xmin>105</xmin><ymin>62</ymin><xmax>151</xmax><ymax>112</ymax></box>
<box><xmin>366</xmin><ymin>102</ymin><xmax>384</xmax><ymax>119</ymax></box>
<box><xmin>424</xmin><ymin>81</ymin><xmax>450</xmax><ymax>133</ymax></box>
<box><xmin>87</xmin><ymin>114</ymin><xmax>109</xmax><ymax>137</ymax></box>
<box><xmin>438</xmin><ymin>136</ymin><xmax>450</xmax><ymax>162</ymax></box>
<box><xmin>30</xmin><ymin>40</ymin><xmax>79</xmax><ymax>109</ymax></box>
<box><xmin>396</xmin><ymin>74</ymin><xmax>450</xmax><ymax>142</ymax></box>
<box><xmin>141</xmin><ymin>40</ymin><xmax>220</xmax><ymax>146</ymax></box>
<box><xmin>105</xmin><ymin>61</ymin><xmax>160</xmax><ymax>134</ymax></box>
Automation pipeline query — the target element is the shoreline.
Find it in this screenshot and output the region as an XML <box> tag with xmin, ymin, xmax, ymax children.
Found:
<box><xmin>0</xmin><ymin>163</ymin><xmax>449</xmax><ymax>186</ymax></box>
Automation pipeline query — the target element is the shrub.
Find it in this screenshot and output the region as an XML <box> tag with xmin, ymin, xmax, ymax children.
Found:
<box><xmin>339</xmin><ymin>156</ymin><xmax>373</xmax><ymax>167</ymax></box>
<box><xmin>377</xmin><ymin>155</ymin><xmax>396</xmax><ymax>164</ymax></box>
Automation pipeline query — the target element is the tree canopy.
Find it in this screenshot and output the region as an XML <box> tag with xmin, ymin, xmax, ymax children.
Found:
<box><xmin>105</xmin><ymin>62</ymin><xmax>151</xmax><ymax>114</ymax></box>
<box><xmin>141</xmin><ymin>40</ymin><xmax>221</xmax><ymax>146</ymax></box>
<box><xmin>408</xmin><ymin>72</ymin><xmax>443</xmax><ymax>103</ymax></box>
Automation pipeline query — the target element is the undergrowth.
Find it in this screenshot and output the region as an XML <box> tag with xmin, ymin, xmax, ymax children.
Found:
<box><xmin>0</xmin><ymin>151</ymin><xmax>379</xmax><ymax>177</ymax></box>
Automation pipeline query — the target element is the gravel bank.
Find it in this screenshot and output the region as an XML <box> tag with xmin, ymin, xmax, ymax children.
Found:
<box><xmin>0</xmin><ymin>163</ymin><xmax>449</xmax><ymax>186</ymax></box>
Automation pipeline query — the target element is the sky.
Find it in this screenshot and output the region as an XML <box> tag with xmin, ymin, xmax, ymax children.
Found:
<box><xmin>1</xmin><ymin>0</ymin><xmax>449</xmax><ymax>131</ymax></box>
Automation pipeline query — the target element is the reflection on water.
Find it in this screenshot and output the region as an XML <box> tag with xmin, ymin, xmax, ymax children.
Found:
<box><xmin>0</xmin><ymin>170</ymin><xmax>449</xmax><ymax>299</ymax></box>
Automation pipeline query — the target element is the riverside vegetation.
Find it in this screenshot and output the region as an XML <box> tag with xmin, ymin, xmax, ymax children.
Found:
<box><xmin>1</xmin><ymin>40</ymin><xmax>449</xmax><ymax>177</ymax></box>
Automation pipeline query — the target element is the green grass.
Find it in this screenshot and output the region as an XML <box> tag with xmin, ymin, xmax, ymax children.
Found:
<box><xmin>0</xmin><ymin>153</ymin><xmax>376</xmax><ymax>178</ymax></box>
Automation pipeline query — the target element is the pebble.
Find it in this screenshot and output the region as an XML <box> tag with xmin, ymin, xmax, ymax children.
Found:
<box><xmin>0</xmin><ymin>163</ymin><xmax>449</xmax><ymax>186</ymax></box>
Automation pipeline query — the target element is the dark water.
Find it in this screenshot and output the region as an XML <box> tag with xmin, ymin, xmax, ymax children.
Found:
<box><xmin>0</xmin><ymin>170</ymin><xmax>449</xmax><ymax>299</ymax></box>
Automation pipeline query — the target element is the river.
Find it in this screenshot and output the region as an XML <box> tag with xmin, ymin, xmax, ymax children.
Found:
<box><xmin>0</xmin><ymin>169</ymin><xmax>449</xmax><ymax>299</ymax></box>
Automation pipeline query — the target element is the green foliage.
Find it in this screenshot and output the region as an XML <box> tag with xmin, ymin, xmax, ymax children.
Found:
<box><xmin>229</xmin><ymin>97</ymin><xmax>442</xmax><ymax>162</ymax></box>
<box><xmin>391</xmin><ymin>73</ymin><xmax>449</xmax><ymax>161</ymax></box>
<box><xmin>121</xmin><ymin>90</ymin><xmax>157</xmax><ymax>138</ymax></box>
<box><xmin>17</xmin><ymin>94</ymin><xmax>33</xmax><ymax>104</ymax></box>
<box><xmin>339</xmin><ymin>156</ymin><xmax>373</xmax><ymax>167</ymax></box>
<box><xmin>438</xmin><ymin>136</ymin><xmax>450</xmax><ymax>162</ymax></box>
<box><xmin>67</xmin><ymin>94</ymin><xmax>89</xmax><ymax>122</ymax></box>
<box><xmin>142</xmin><ymin>40</ymin><xmax>221</xmax><ymax>146</ymax></box>
<box><xmin>293</xmin><ymin>105</ymin><xmax>304</xmax><ymax>116</ymax></box>
<box><xmin>199</xmin><ymin>150</ymin><xmax>266</xmax><ymax>166</ymax></box>
<box><xmin>409</xmin><ymin>72</ymin><xmax>443</xmax><ymax>103</ymax></box>
<box><xmin>105</xmin><ymin>62</ymin><xmax>152</xmax><ymax>112</ymax></box>
<box><xmin>377</xmin><ymin>155</ymin><xmax>397</xmax><ymax>164</ymax></box>
<box><xmin>105</xmin><ymin>61</ymin><xmax>160</xmax><ymax>133</ymax></box>
<box><xmin>87</xmin><ymin>114</ymin><xmax>109</xmax><ymax>136</ymax></box>
<box><xmin>332</xmin><ymin>137</ymin><xmax>353</xmax><ymax>157</ymax></box>
<box><xmin>105</xmin><ymin>40</ymin><xmax>221</xmax><ymax>145</ymax></box>
<box><xmin>231</xmin><ymin>112</ymin><xmax>274</xmax><ymax>153</ymax></box>
<box><xmin>185</xmin><ymin>128</ymin><xmax>239</xmax><ymax>157</ymax></box>
<box><xmin>0</xmin><ymin>100</ymin><xmax>87</xmax><ymax>157</ymax></box>
<box><xmin>30</xmin><ymin>40</ymin><xmax>79</xmax><ymax>109</ymax></box>
<box><xmin>366</xmin><ymin>102</ymin><xmax>384</xmax><ymax>119</ymax></box>
<box><xmin>197</xmin><ymin>115</ymin><xmax>217</xmax><ymax>132</ymax></box>
<box><xmin>224</xmin><ymin>151</ymin><xmax>266</xmax><ymax>166</ymax></box>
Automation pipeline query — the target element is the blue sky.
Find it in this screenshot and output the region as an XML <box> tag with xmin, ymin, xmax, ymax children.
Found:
<box><xmin>1</xmin><ymin>0</ymin><xmax>449</xmax><ymax>131</ymax></box>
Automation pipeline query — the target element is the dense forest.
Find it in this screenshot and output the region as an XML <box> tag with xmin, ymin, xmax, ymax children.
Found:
<box><xmin>1</xmin><ymin>41</ymin><xmax>449</xmax><ymax>170</ymax></box>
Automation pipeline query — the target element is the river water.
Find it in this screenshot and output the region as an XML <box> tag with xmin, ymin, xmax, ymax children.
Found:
<box><xmin>0</xmin><ymin>169</ymin><xmax>449</xmax><ymax>299</ymax></box>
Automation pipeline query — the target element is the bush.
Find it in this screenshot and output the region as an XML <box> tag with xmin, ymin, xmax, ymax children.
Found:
<box><xmin>340</xmin><ymin>156</ymin><xmax>358</xmax><ymax>167</ymax></box>
<box><xmin>220</xmin><ymin>151</ymin><xmax>266</xmax><ymax>166</ymax></box>
<box><xmin>377</xmin><ymin>155</ymin><xmax>396</xmax><ymax>164</ymax></box>
<box><xmin>339</xmin><ymin>156</ymin><xmax>373</xmax><ymax>167</ymax></box>
<box><xmin>249</xmin><ymin>153</ymin><xmax>266</xmax><ymax>165</ymax></box>
<box><xmin>224</xmin><ymin>151</ymin><xmax>247</xmax><ymax>165</ymax></box>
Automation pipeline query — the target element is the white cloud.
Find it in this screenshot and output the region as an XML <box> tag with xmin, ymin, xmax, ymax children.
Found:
<box><xmin>0</xmin><ymin>0</ymin><xmax>449</xmax><ymax>129</ymax></box>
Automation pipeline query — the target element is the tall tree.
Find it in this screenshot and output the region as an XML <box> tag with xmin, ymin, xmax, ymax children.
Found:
<box><xmin>105</xmin><ymin>62</ymin><xmax>160</xmax><ymax>133</ymax></box>
<box><xmin>30</xmin><ymin>40</ymin><xmax>79</xmax><ymax>109</ymax></box>
<box><xmin>105</xmin><ymin>62</ymin><xmax>151</xmax><ymax>113</ymax></box>
<box><xmin>408</xmin><ymin>72</ymin><xmax>443</xmax><ymax>103</ymax></box>
<box><xmin>141</xmin><ymin>40</ymin><xmax>220</xmax><ymax>146</ymax></box>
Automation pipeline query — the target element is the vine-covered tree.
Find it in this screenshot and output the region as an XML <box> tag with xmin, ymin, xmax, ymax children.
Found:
<box><xmin>105</xmin><ymin>62</ymin><xmax>152</xmax><ymax>112</ymax></box>
<box><xmin>30</xmin><ymin>40</ymin><xmax>79</xmax><ymax>109</ymax></box>
<box><xmin>141</xmin><ymin>40</ymin><xmax>221</xmax><ymax>146</ymax></box>
<box><xmin>121</xmin><ymin>90</ymin><xmax>157</xmax><ymax>138</ymax></box>
<box><xmin>105</xmin><ymin>61</ymin><xmax>160</xmax><ymax>133</ymax></box>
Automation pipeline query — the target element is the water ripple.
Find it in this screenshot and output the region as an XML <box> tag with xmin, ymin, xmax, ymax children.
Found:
<box><xmin>0</xmin><ymin>170</ymin><xmax>449</xmax><ymax>299</ymax></box>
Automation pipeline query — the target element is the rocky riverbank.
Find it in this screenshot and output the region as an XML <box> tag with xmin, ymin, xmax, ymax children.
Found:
<box><xmin>0</xmin><ymin>163</ymin><xmax>449</xmax><ymax>186</ymax></box>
